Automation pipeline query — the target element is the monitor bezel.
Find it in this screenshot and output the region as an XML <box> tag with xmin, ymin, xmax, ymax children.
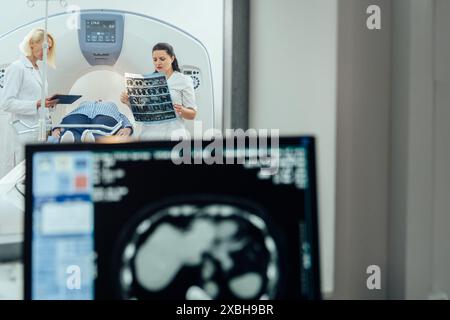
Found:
<box><xmin>24</xmin><ymin>137</ymin><xmax>321</xmax><ymax>300</ymax></box>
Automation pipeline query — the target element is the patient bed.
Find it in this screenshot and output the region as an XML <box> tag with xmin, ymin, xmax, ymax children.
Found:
<box><xmin>10</xmin><ymin>119</ymin><xmax>124</xmax><ymax>143</ymax></box>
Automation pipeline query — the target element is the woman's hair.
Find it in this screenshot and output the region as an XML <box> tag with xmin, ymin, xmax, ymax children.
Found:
<box><xmin>19</xmin><ymin>28</ymin><xmax>56</xmax><ymax>68</ymax></box>
<box><xmin>152</xmin><ymin>42</ymin><xmax>181</xmax><ymax>72</ymax></box>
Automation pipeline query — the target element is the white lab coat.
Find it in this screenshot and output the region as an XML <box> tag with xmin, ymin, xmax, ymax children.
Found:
<box><xmin>0</xmin><ymin>55</ymin><xmax>49</xmax><ymax>164</ymax></box>
<box><xmin>140</xmin><ymin>71</ymin><xmax>197</xmax><ymax>140</ymax></box>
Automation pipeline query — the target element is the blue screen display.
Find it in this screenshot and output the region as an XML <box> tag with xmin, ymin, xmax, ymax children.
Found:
<box><xmin>32</xmin><ymin>152</ymin><xmax>95</xmax><ymax>300</ymax></box>
<box><xmin>86</xmin><ymin>20</ymin><xmax>116</xmax><ymax>43</ymax></box>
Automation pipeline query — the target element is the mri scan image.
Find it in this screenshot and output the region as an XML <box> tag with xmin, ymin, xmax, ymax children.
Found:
<box><xmin>113</xmin><ymin>198</ymin><xmax>280</xmax><ymax>300</ymax></box>
<box><xmin>91</xmin><ymin>140</ymin><xmax>320</xmax><ymax>300</ymax></box>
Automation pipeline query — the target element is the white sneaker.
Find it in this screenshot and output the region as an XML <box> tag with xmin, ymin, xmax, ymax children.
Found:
<box><xmin>60</xmin><ymin>131</ymin><xmax>75</xmax><ymax>143</ymax></box>
<box><xmin>81</xmin><ymin>130</ymin><xmax>96</xmax><ymax>143</ymax></box>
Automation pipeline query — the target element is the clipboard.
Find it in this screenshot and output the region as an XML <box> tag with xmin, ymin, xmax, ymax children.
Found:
<box><xmin>50</xmin><ymin>94</ymin><xmax>82</xmax><ymax>105</ymax></box>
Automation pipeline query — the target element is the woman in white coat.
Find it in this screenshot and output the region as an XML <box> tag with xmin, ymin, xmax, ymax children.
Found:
<box><xmin>1</xmin><ymin>28</ymin><xmax>58</xmax><ymax>164</ymax></box>
<box><xmin>120</xmin><ymin>43</ymin><xmax>197</xmax><ymax>140</ymax></box>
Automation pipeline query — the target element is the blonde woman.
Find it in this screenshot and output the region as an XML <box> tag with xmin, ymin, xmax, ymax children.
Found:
<box><xmin>0</xmin><ymin>28</ymin><xmax>58</xmax><ymax>163</ymax></box>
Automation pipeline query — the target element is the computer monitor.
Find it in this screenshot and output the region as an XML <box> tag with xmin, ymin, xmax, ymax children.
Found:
<box><xmin>24</xmin><ymin>137</ymin><xmax>320</xmax><ymax>300</ymax></box>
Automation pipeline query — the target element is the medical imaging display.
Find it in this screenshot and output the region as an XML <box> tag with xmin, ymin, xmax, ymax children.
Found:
<box><xmin>125</xmin><ymin>73</ymin><xmax>177</xmax><ymax>123</ymax></box>
<box><xmin>25</xmin><ymin>138</ymin><xmax>321</xmax><ymax>300</ymax></box>
<box><xmin>114</xmin><ymin>200</ymin><xmax>279</xmax><ymax>300</ymax></box>
<box><xmin>86</xmin><ymin>20</ymin><xmax>116</xmax><ymax>43</ymax></box>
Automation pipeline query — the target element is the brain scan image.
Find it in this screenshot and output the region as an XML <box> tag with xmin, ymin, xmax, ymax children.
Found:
<box><xmin>113</xmin><ymin>199</ymin><xmax>280</xmax><ymax>300</ymax></box>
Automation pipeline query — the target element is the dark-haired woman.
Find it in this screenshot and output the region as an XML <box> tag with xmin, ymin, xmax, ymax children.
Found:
<box><xmin>120</xmin><ymin>43</ymin><xmax>197</xmax><ymax>140</ymax></box>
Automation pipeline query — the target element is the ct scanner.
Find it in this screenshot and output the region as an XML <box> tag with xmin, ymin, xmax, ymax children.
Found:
<box><xmin>0</xmin><ymin>9</ymin><xmax>217</xmax><ymax>261</ymax></box>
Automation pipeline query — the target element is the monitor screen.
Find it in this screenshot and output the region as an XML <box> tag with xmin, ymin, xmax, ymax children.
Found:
<box><xmin>85</xmin><ymin>20</ymin><xmax>116</xmax><ymax>43</ymax></box>
<box><xmin>24</xmin><ymin>137</ymin><xmax>320</xmax><ymax>300</ymax></box>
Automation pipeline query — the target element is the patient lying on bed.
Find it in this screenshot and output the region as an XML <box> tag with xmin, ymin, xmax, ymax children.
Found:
<box><xmin>51</xmin><ymin>100</ymin><xmax>133</xmax><ymax>143</ymax></box>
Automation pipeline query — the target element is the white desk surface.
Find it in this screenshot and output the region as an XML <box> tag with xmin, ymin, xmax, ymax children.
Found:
<box><xmin>0</xmin><ymin>261</ymin><xmax>22</xmax><ymax>300</ymax></box>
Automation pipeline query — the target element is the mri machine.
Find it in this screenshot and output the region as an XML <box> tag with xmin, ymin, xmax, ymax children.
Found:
<box><xmin>0</xmin><ymin>9</ymin><xmax>216</xmax><ymax>263</ymax></box>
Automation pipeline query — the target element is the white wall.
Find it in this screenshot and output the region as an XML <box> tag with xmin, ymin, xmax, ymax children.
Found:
<box><xmin>249</xmin><ymin>0</ymin><xmax>338</xmax><ymax>295</ymax></box>
<box><xmin>0</xmin><ymin>0</ymin><xmax>223</xmax><ymax>129</ymax></box>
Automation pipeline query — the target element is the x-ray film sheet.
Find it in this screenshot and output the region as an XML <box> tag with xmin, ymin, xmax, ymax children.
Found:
<box><xmin>125</xmin><ymin>73</ymin><xmax>177</xmax><ymax>123</ymax></box>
